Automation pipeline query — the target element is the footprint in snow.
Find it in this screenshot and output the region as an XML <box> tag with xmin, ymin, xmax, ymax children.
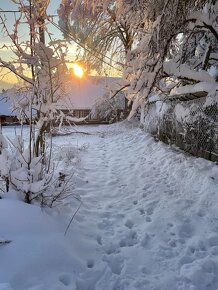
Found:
<box><xmin>96</xmin><ymin>234</ymin><xmax>102</xmax><ymax>245</ymax></box>
<box><xmin>180</xmin><ymin>258</ymin><xmax>216</xmax><ymax>289</ymax></box>
<box><xmin>103</xmin><ymin>242</ymin><xmax>120</xmax><ymax>255</ymax></box>
<box><xmin>59</xmin><ymin>273</ymin><xmax>72</xmax><ymax>286</ymax></box>
<box><xmin>167</xmin><ymin>222</ymin><xmax>174</xmax><ymax>228</ymax></box>
<box><xmin>107</xmin><ymin>179</ymin><xmax>119</xmax><ymax>186</ymax></box>
<box><xmin>138</xmin><ymin>208</ymin><xmax>145</xmax><ymax>215</ymax></box>
<box><xmin>143</xmin><ymin>185</ymin><xmax>152</xmax><ymax>191</ymax></box>
<box><xmin>206</xmin><ymin>235</ymin><xmax>218</xmax><ymax>256</ymax></box>
<box><xmin>145</xmin><ymin>200</ymin><xmax>159</xmax><ymax>216</ymax></box>
<box><xmin>208</xmin><ymin>235</ymin><xmax>218</xmax><ymax>247</ymax></box>
<box><xmin>146</xmin><ymin>207</ymin><xmax>154</xmax><ymax>215</ymax></box>
<box><xmin>142</xmin><ymin>190</ymin><xmax>152</xmax><ymax>198</ymax></box>
<box><xmin>118</xmin><ymin>184</ymin><xmax>127</xmax><ymax>188</ymax></box>
<box><xmin>115</xmin><ymin>213</ymin><xmax>125</xmax><ymax>219</ymax></box>
<box><xmin>141</xmin><ymin>233</ymin><xmax>151</xmax><ymax>248</ymax></box>
<box><xmin>177</xmin><ymin>220</ymin><xmax>194</xmax><ymax>239</ymax></box>
<box><xmin>119</xmin><ymin>230</ymin><xmax>138</xmax><ymax>247</ymax></box>
<box><xmin>168</xmin><ymin>239</ymin><xmax>177</xmax><ymax>248</ymax></box>
<box><xmin>125</xmin><ymin>219</ymin><xmax>134</xmax><ymax>229</ymax></box>
<box><xmin>87</xmin><ymin>259</ymin><xmax>95</xmax><ymax>268</ymax></box>
<box><xmin>102</xmin><ymin>254</ymin><xmax>124</xmax><ymax>275</ymax></box>
<box><xmin>146</xmin><ymin>216</ymin><xmax>152</xmax><ymax>222</ymax></box>
<box><xmin>141</xmin><ymin>266</ymin><xmax>151</xmax><ymax>274</ymax></box>
<box><xmin>167</xmin><ymin>189</ymin><xmax>174</xmax><ymax>196</ymax></box>
<box><xmin>197</xmin><ymin>209</ymin><xmax>205</xmax><ymax>217</ymax></box>
<box><xmin>179</xmin><ymin>240</ymin><xmax>208</xmax><ymax>266</ymax></box>
<box><xmin>100</xmin><ymin>211</ymin><xmax>112</xmax><ymax>218</ymax></box>
<box><xmin>97</xmin><ymin>218</ymin><xmax>113</xmax><ymax>230</ymax></box>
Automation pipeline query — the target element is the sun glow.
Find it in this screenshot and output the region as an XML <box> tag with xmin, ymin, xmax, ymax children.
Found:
<box><xmin>72</xmin><ymin>63</ymin><xmax>84</xmax><ymax>78</ymax></box>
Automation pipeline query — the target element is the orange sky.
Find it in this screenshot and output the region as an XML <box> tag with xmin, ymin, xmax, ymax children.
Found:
<box><xmin>0</xmin><ymin>2</ymin><xmax>120</xmax><ymax>91</ymax></box>
<box><xmin>0</xmin><ymin>1</ymin><xmax>75</xmax><ymax>90</ymax></box>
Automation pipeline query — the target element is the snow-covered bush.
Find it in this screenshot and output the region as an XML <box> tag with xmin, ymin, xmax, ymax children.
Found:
<box><xmin>0</xmin><ymin>128</ymin><xmax>82</xmax><ymax>205</ymax></box>
<box><xmin>55</xmin><ymin>143</ymin><xmax>88</xmax><ymax>166</ymax></box>
<box><xmin>91</xmin><ymin>91</ymin><xmax>126</xmax><ymax>123</ymax></box>
<box><xmin>0</xmin><ymin>130</ymin><xmax>52</xmax><ymax>203</ymax></box>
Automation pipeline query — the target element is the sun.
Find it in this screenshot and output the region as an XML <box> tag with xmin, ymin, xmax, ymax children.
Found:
<box><xmin>72</xmin><ymin>63</ymin><xmax>84</xmax><ymax>78</ymax></box>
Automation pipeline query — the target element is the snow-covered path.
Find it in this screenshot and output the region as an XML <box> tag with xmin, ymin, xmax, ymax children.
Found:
<box><xmin>1</xmin><ymin>123</ymin><xmax>218</xmax><ymax>290</ymax></box>
<box><xmin>64</xmin><ymin>123</ymin><xmax>218</xmax><ymax>290</ymax></box>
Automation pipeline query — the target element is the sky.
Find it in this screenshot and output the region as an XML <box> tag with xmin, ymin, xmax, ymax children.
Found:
<box><xmin>0</xmin><ymin>0</ymin><xmax>78</xmax><ymax>90</ymax></box>
<box><xmin>0</xmin><ymin>1</ymin><xmax>63</xmax><ymax>43</ymax></box>
<box><xmin>0</xmin><ymin>0</ymin><xmax>121</xmax><ymax>91</ymax></box>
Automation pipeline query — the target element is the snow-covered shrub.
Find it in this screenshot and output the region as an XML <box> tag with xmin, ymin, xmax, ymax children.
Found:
<box><xmin>91</xmin><ymin>91</ymin><xmax>126</xmax><ymax>123</ymax></box>
<box><xmin>54</xmin><ymin>142</ymin><xmax>89</xmax><ymax>167</ymax></box>
<box><xmin>0</xmin><ymin>130</ymin><xmax>52</xmax><ymax>203</ymax></box>
<box><xmin>0</xmin><ymin>128</ymin><xmax>80</xmax><ymax>205</ymax></box>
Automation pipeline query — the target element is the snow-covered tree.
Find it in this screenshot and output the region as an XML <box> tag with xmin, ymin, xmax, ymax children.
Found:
<box><xmin>58</xmin><ymin>0</ymin><xmax>143</xmax><ymax>74</ymax></box>
<box><xmin>0</xmin><ymin>0</ymin><xmax>72</xmax><ymax>202</ymax></box>
<box><xmin>0</xmin><ymin>0</ymin><xmax>72</xmax><ymax>154</ymax></box>
<box><xmin>164</xmin><ymin>1</ymin><xmax>218</xmax><ymax>104</ymax></box>
<box><xmin>121</xmin><ymin>0</ymin><xmax>209</xmax><ymax>123</ymax></box>
<box><xmin>60</xmin><ymin>0</ymin><xmax>216</xmax><ymax>125</ymax></box>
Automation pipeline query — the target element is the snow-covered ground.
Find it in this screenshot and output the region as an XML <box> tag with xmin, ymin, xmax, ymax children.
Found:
<box><xmin>1</xmin><ymin>122</ymin><xmax>218</xmax><ymax>290</ymax></box>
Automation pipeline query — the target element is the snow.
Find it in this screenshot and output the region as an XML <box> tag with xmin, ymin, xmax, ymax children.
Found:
<box><xmin>155</xmin><ymin>101</ymin><xmax>170</xmax><ymax>117</ymax></box>
<box><xmin>170</xmin><ymin>82</ymin><xmax>218</xmax><ymax>97</ymax></box>
<box><xmin>174</xmin><ymin>103</ymin><xmax>192</xmax><ymax>123</ymax></box>
<box><xmin>207</xmin><ymin>66</ymin><xmax>218</xmax><ymax>79</ymax></box>
<box><xmin>1</xmin><ymin>122</ymin><xmax>218</xmax><ymax>289</ymax></box>
<box><xmin>164</xmin><ymin>61</ymin><xmax>215</xmax><ymax>83</ymax></box>
<box><xmin>0</xmin><ymin>199</ymin><xmax>81</xmax><ymax>290</ymax></box>
<box><xmin>60</xmin><ymin>76</ymin><xmax>121</xmax><ymax>110</ymax></box>
<box><xmin>188</xmin><ymin>11</ymin><xmax>212</xmax><ymax>27</ymax></box>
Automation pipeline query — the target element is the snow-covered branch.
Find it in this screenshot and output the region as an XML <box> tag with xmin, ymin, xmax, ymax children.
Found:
<box><xmin>0</xmin><ymin>58</ymin><xmax>33</xmax><ymax>85</ymax></box>
<box><xmin>188</xmin><ymin>3</ymin><xmax>218</xmax><ymax>41</ymax></box>
<box><xmin>170</xmin><ymin>81</ymin><xmax>218</xmax><ymax>97</ymax></box>
<box><xmin>164</xmin><ymin>61</ymin><xmax>215</xmax><ymax>83</ymax></box>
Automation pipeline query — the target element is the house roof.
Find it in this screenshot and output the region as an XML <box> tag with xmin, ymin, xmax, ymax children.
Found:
<box><xmin>60</xmin><ymin>76</ymin><xmax>121</xmax><ymax>110</ymax></box>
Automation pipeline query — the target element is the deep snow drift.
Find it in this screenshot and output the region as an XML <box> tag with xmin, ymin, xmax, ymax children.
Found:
<box><xmin>1</xmin><ymin>122</ymin><xmax>218</xmax><ymax>290</ymax></box>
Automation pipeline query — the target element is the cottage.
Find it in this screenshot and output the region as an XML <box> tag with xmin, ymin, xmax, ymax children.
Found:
<box><xmin>0</xmin><ymin>76</ymin><xmax>125</xmax><ymax>125</ymax></box>
<box><xmin>58</xmin><ymin>75</ymin><xmax>125</xmax><ymax>124</ymax></box>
